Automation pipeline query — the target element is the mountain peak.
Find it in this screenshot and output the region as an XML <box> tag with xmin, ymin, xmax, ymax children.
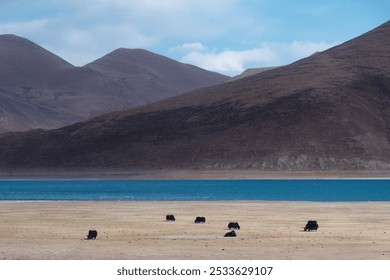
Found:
<box><xmin>0</xmin><ymin>34</ymin><xmax>60</xmax><ymax>54</ymax></box>
<box><xmin>0</xmin><ymin>34</ymin><xmax>33</xmax><ymax>42</ymax></box>
<box><xmin>0</xmin><ymin>34</ymin><xmax>73</xmax><ymax>88</ymax></box>
<box><xmin>110</xmin><ymin>48</ymin><xmax>152</xmax><ymax>55</ymax></box>
<box><xmin>88</xmin><ymin>47</ymin><xmax>180</xmax><ymax>68</ymax></box>
<box><xmin>0</xmin><ymin>35</ymin><xmax>228</xmax><ymax>132</ymax></box>
<box><xmin>86</xmin><ymin>47</ymin><xmax>228</xmax><ymax>88</ymax></box>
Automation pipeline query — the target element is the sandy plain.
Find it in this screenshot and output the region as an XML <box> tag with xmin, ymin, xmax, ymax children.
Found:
<box><xmin>1</xmin><ymin>200</ymin><xmax>390</xmax><ymax>260</ymax></box>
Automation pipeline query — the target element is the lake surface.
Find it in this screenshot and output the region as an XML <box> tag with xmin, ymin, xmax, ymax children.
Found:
<box><xmin>1</xmin><ymin>179</ymin><xmax>390</xmax><ymax>201</ymax></box>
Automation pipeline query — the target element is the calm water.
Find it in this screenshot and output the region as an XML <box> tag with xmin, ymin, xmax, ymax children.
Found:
<box><xmin>1</xmin><ymin>179</ymin><xmax>390</xmax><ymax>201</ymax></box>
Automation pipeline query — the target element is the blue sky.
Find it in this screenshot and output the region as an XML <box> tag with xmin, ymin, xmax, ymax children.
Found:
<box><xmin>0</xmin><ymin>0</ymin><xmax>388</xmax><ymax>76</ymax></box>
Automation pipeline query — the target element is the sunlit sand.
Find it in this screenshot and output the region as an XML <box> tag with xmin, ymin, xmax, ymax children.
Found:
<box><xmin>1</xmin><ymin>201</ymin><xmax>389</xmax><ymax>259</ymax></box>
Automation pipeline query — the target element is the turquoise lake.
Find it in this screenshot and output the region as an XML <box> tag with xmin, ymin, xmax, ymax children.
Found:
<box><xmin>1</xmin><ymin>179</ymin><xmax>390</xmax><ymax>201</ymax></box>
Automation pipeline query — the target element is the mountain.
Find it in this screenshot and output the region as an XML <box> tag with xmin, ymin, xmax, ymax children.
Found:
<box><xmin>0</xmin><ymin>35</ymin><xmax>73</xmax><ymax>86</ymax></box>
<box><xmin>0</xmin><ymin>35</ymin><xmax>228</xmax><ymax>132</ymax></box>
<box><xmin>0</xmin><ymin>35</ymin><xmax>76</xmax><ymax>131</ymax></box>
<box><xmin>86</xmin><ymin>48</ymin><xmax>229</xmax><ymax>105</ymax></box>
<box><xmin>1</xmin><ymin>21</ymin><xmax>390</xmax><ymax>171</ymax></box>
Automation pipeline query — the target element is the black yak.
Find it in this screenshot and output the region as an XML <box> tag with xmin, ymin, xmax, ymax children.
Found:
<box><xmin>166</xmin><ymin>214</ymin><xmax>176</xmax><ymax>221</ymax></box>
<box><xmin>304</xmin><ymin>220</ymin><xmax>319</xmax><ymax>231</ymax></box>
<box><xmin>224</xmin><ymin>230</ymin><xmax>237</xmax><ymax>237</ymax></box>
<box><xmin>228</xmin><ymin>222</ymin><xmax>240</xmax><ymax>230</ymax></box>
<box><xmin>194</xmin><ymin>216</ymin><xmax>206</xmax><ymax>223</ymax></box>
<box><xmin>87</xmin><ymin>230</ymin><xmax>97</xmax><ymax>239</ymax></box>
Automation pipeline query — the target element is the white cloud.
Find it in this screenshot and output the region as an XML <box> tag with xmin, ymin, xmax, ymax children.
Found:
<box><xmin>178</xmin><ymin>41</ymin><xmax>337</xmax><ymax>76</ymax></box>
<box><xmin>171</xmin><ymin>42</ymin><xmax>206</xmax><ymax>53</ymax></box>
<box><xmin>0</xmin><ymin>19</ymin><xmax>52</xmax><ymax>35</ymax></box>
<box><xmin>181</xmin><ymin>47</ymin><xmax>278</xmax><ymax>76</ymax></box>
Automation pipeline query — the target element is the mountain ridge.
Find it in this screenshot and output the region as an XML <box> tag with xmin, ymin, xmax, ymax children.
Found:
<box><xmin>1</xmin><ymin>21</ymin><xmax>390</xmax><ymax>171</ymax></box>
<box><xmin>0</xmin><ymin>35</ymin><xmax>229</xmax><ymax>132</ymax></box>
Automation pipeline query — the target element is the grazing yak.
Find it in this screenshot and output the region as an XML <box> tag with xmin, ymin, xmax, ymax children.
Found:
<box><xmin>87</xmin><ymin>230</ymin><xmax>97</xmax><ymax>239</ymax></box>
<box><xmin>304</xmin><ymin>220</ymin><xmax>319</xmax><ymax>231</ymax></box>
<box><xmin>194</xmin><ymin>216</ymin><xmax>206</xmax><ymax>223</ymax></box>
<box><xmin>166</xmin><ymin>214</ymin><xmax>176</xmax><ymax>221</ymax></box>
<box><xmin>224</xmin><ymin>230</ymin><xmax>237</xmax><ymax>237</ymax></box>
<box><xmin>228</xmin><ymin>222</ymin><xmax>240</xmax><ymax>230</ymax></box>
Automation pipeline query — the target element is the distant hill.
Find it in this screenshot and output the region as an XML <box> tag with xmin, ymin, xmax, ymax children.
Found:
<box><xmin>231</xmin><ymin>67</ymin><xmax>279</xmax><ymax>81</ymax></box>
<box><xmin>1</xmin><ymin>21</ymin><xmax>390</xmax><ymax>171</ymax></box>
<box><xmin>0</xmin><ymin>35</ymin><xmax>228</xmax><ymax>132</ymax></box>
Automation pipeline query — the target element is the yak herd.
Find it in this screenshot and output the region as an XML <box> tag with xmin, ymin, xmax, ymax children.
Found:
<box><xmin>166</xmin><ymin>214</ymin><xmax>242</xmax><ymax>237</ymax></box>
<box><xmin>86</xmin><ymin>215</ymin><xmax>318</xmax><ymax>240</ymax></box>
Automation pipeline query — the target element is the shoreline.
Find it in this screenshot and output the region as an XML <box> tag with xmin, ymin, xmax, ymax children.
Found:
<box><xmin>1</xmin><ymin>200</ymin><xmax>390</xmax><ymax>260</ymax></box>
<box><xmin>1</xmin><ymin>168</ymin><xmax>390</xmax><ymax>180</ymax></box>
